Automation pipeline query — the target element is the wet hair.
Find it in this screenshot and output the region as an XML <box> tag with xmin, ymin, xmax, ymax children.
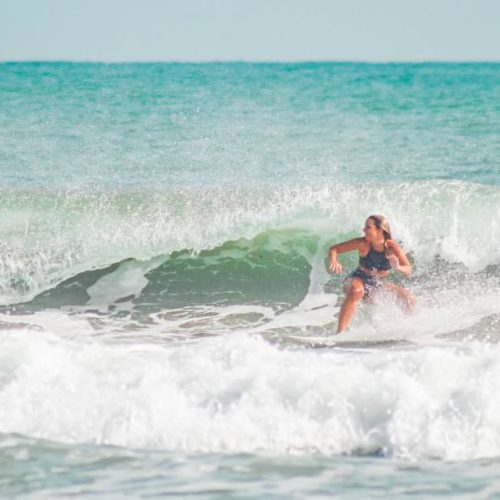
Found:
<box><xmin>368</xmin><ymin>214</ymin><xmax>392</xmax><ymax>240</ymax></box>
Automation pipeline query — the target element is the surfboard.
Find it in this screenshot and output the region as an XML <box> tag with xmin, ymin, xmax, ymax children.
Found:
<box><xmin>287</xmin><ymin>334</ymin><xmax>411</xmax><ymax>349</ymax></box>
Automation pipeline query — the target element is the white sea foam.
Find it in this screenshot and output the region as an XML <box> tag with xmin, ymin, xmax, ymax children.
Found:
<box><xmin>0</xmin><ymin>329</ymin><xmax>499</xmax><ymax>461</ymax></box>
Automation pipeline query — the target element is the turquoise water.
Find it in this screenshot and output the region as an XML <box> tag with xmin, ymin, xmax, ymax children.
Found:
<box><xmin>2</xmin><ymin>62</ymin><xmax>499</xmax><ymax>188</ymax></box>
<box><xmin>1</xmin><ymin>62</ymin><xmax>500</xmax><ymax>498</ymax></box>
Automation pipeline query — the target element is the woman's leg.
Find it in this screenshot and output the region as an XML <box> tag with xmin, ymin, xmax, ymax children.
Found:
<box><xmin>383</xmin><ymin>282</ymin><xmax>416</xmax><ymax>312</ymax></box>
<box><xmin>337</xmin><ymin>278</ymin><xmax>365</xmax><ymax>333</ymax></box>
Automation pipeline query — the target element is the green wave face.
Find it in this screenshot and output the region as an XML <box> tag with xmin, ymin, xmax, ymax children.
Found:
<box><xmin>11</xmin><ymin>230</ymin><xmax>318</xmax><ymax>315</ymax></box>
<box><xmin>139</xmin><ymin>233</ymin><xmax>314</xmax><ymax>312</ymax></box>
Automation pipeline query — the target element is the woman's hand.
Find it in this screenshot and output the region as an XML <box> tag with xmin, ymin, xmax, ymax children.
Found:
<box><xmin>386</xmin><ymin>240</ymin><xmax>412</xmax><ymax>276</ymax></box>
<box><xmin>329</xmin><ymin>260</ymin><xmax>343</xmax><ymax>274</ymax></box>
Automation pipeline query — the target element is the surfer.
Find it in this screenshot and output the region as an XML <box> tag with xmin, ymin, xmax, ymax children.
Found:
<box><xmin>328</xmin><ymin>215</ymin><xmax>415</xmax><ymax>334</ymax></box>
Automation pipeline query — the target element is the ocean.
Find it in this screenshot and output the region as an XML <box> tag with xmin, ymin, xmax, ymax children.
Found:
<box><xmin>1</xmin><ymin>61</ymin><xmax>500</xmax><ymax>498</ymax></box>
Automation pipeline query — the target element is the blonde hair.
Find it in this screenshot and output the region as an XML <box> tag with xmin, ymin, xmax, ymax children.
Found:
<box><xmin>368</xmin><ymin>214</ymin><xmax>392</xmax><ymax>240</ymax></box>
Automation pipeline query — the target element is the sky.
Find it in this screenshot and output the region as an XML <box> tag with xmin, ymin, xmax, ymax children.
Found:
<box><xmin>1</xmin><ymin>0</ymin><xmax>499</xmax><ymax>62</ymax></box>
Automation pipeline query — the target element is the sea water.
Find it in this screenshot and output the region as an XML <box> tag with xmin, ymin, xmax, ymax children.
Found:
<box><xmin>0</xmin><ymin>62</ymin><xmax>500</xmax><ymax>498</ymax></box>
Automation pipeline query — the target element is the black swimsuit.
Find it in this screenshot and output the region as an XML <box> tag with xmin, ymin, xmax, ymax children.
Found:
<box><xmin>349</xmin><ymin>245</ymin><xmax>391</xmax><ymax>296</ymax></box>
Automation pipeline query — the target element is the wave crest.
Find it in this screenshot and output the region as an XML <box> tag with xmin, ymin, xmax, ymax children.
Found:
<box><xmin>1</xmin><ymin>180</ymin><xmax>499</xmax><ymax>305</ymax></box>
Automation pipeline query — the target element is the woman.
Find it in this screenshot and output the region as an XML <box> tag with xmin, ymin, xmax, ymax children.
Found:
<box><xmin>328</xmin><ymin>215</ymin><xmax>415</xmax><ymax>334</ymax></box>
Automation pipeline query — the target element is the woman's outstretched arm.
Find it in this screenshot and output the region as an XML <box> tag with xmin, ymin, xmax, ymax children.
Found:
<box><xmin>328</xmin><ymin>238</ymin><xmax>363</xmax><ymax>274</ymax></box>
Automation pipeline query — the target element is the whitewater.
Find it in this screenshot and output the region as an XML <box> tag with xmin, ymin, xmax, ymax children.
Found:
<box><xmin>1</xmin><ymin>62</ymin><xmax>500</xmax><ymax>498</ymax></box>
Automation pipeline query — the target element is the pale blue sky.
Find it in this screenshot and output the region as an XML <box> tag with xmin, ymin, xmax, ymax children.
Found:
<box><xmin>1</xmin><ymin>0</ymin><xmax>499</xmax><ymax>62</ymax></box>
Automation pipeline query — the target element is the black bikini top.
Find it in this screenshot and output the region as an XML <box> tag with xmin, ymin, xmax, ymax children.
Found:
<box><xmin>359</xmin><ymin>245</ymin><xmax>391</xmax><ymax>271</ymax></box>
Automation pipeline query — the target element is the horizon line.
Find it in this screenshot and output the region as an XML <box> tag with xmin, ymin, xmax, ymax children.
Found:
<box><xmin>1</xmin><ymin>58</ymin><xmax>500</xmax><ymax>65</ymax></box>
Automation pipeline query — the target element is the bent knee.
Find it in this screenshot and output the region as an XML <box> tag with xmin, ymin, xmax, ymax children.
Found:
<box><xmin>345</xmin><ymin>279</ymin><xmax>365</xmax><ymax>300</ymax></box>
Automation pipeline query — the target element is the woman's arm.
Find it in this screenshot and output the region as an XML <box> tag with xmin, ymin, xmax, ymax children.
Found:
<box><xmin>328</xmin><ymin>238</ymin><xmax>364</xmax><ymax>274</ymax></box>
<box><xmin>386</xmin><ymin>240</ymin><xmax>412</xmax><ymax>276</ymax></box>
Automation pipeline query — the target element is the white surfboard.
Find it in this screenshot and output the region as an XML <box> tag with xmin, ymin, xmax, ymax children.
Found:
<box><xmin>287</xmin><ymin>334</ymin><xmax>410</xmax><ymax>349</ymax></box>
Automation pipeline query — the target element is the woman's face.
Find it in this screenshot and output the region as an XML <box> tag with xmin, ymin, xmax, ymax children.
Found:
<box><xmin>363</xmin><ymin>218</ymin><xmax>383</xmax><ymax>242</ymax></box>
